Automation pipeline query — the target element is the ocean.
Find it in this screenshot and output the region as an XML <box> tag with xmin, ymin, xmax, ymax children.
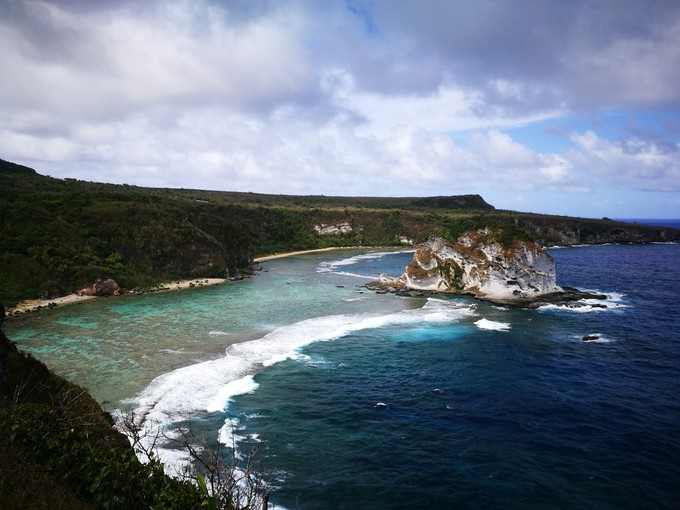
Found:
<box><xmin>5</xmin><ymin>241</ymin><xmax>680</xmax><ymax>509</ymax></box>
<box><xmin>614</xmin><ymin>218</ymin><xmax>680</xmax><ymax>229</ymax></box>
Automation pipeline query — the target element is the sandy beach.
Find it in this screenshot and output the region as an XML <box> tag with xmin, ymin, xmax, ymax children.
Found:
<box><xmin>5</xmin><ymin>278</ymin><xmax>227</xmax><ymax>318</ymax></box>
<box><xmin>253</xmin><ymin>246</ymin><xmax>355</xmax><ymax>262</ymax></box>
<box><xmin>6</xmin><ymin>247</ymin><xmax>359</xmax><ymax>318</ymax></box>
<box><xmin>7</xmin><ymin>294</ymin><xmax>99</xmax><ymax>316</ymax></box>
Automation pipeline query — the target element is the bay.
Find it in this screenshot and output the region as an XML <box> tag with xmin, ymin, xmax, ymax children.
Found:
<box><xmin>5</xmin><ymin>243</ymin><xmax>680</xmax><ymax>509</ymax></box>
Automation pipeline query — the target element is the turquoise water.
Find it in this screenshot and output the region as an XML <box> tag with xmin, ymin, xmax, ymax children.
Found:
<box><xmin>4</xmin><ymin>250</ymin><xmax>416</xmax><ymax>406</ymax></box>
<box><xmin>6</xmin><ymin>245</ymin><xmax>680</xmax><ymax>509</ymax></box>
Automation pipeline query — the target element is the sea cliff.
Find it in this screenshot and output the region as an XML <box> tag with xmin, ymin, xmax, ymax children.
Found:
<box><xmin>404</xmin><ymin>232</ymin><xmax>562</xmax><ymax>301</ymax></box>
<box><xmin>372</xmin><ymin>231</ymin><xmax>605</xmax><ymax>307</ymax></box>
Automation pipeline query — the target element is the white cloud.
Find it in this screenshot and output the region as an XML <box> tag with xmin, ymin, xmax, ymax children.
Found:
<box><xmin>568</xmin><ymin>131</ymin><xmax>680</xmax><ymax>191</ymax></box>
<box><xmin>0</xmin><ymin>0</ymin><xmax>315</xmax><ymax>123</ymax></box>
<box><xmin>1</xmin><ymin>0</ymin><xmax>679</xmax><ymax>217</ymax></box>
<box><xmin>562</xmin><ymin>8</ymin><xmax>680</xmax><ymax>110</ymax></box>
<box><xmin>470</xmin><ymin>129</ymin><xmax>538</xmax><ymax>169</ymax></box>
<box><xmin>343</xmin><ymin>84</ymin><xmax>564</xmax><ymax>138</ymax></box>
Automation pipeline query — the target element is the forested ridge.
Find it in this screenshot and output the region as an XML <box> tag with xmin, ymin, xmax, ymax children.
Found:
<box><xmin>2</xmin><ymin>158</ymin><xmax>678</xmax><ymax>306</ymax></box>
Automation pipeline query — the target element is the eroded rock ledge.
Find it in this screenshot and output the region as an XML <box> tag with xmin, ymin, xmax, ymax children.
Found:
<box><xmin>368</xmin><ymin>231</ymin><xmax>607</xmax><ymax>307</ymax></box>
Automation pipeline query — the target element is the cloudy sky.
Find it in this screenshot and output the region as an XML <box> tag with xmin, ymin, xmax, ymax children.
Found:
<box><xmin>2</xmin><ymin>0</ymin><xmax>680</xmax><ymax>218</ymax></box>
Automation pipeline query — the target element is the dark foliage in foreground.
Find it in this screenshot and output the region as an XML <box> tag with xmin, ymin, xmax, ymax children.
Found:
<box><xmin>0</xmin><ymin>327</ymin><xmax>210</xmax><ymax>509</ymax></box>
<box><xmin>0</xmin><ymin>325</ymin><xmax>270</xmax><ymax>509</ymax></box>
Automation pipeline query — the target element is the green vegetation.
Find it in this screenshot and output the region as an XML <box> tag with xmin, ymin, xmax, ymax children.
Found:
<box><xmin>0</xmin><ymin>159</ymin><xmax>493</xmax><ymax>305</ymax></box>
<box><xmin>0</xmin><ymin>329</ymin><xmax>201</xmax><ymax>508</ymax></box>
<box><xmin>2</xmin><ymin>158</ymin><xmax>678</xmax><ymax>306</ymax></box>
<box><xmin>2</xmin><ymin>158</ymin><xmax>680</xmax><ymax>506</ymax></box>
<box><xmin>0</xmin><ymin>327</ymin><xmax>267</xmax><ymax>509</ymax></box>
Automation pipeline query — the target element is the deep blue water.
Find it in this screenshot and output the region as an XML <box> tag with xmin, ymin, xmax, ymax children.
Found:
<box><xmin>7</xmin><ymin>242</ymin><xmax>680</xmax><ymax>509</ymax></box>
<box><xmin>614</xmin><ymin>218</ymin><xmax>680</xmax><ymax>229</ymax></box>
<box><xmin>228</xmin><ymin>245</ymin><xmax>680</xmax><ymax>509</ymax></box>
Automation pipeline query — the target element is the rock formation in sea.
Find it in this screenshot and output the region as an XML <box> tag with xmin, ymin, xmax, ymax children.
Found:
<box><xmin>368</xmin><ymin>230</ymin><xmax>609</xmax><ymax>307</ymax></box>
<box><xmin>369</xmin><ymin>230</ymin><xmax>609</xmax><ymax>307</ymax></box>
<box><xmin>402</xmin><ymin>232</ymin><xmax>562</xmax><ymax>302</ymax></box>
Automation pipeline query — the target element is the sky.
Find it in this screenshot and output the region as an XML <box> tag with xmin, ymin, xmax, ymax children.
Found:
<box><xmin>1</xmin><ymin>0</ymin><xmax>680</xmax><ymax>218</ymax></box>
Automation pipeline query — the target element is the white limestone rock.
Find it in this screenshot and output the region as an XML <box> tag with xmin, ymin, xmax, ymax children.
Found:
<box><xmin>314</xmin><ymin>222</ymin><xmax>353</xmax><ymax>236</ymax></box>
<box><xmin>403</xmin><ymin>231</ymin><xmax>562</xmax><ymax>302</ymax></box>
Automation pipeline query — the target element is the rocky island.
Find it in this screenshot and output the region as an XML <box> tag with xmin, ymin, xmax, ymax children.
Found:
<box><xmin>371</xmin><ymin>230</ymin><xmax>606</xmax><ymax>307</ymax></box>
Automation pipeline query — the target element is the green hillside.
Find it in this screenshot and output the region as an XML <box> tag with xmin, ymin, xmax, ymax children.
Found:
<box><xmin>2</xmin><ymin>159</ymin><xmax>678</xmax><ymax>306</ymax></box>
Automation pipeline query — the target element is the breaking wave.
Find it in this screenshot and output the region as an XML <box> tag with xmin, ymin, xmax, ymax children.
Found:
<box><xmin>475</xmin><ymin>318</ymin><xmax>511</xmax><ymax>331</ymax></box>
<box><xmin>123</xmin><ymin>297</ymin><xmax>475</xmax><ymax>469</ymax></box>
<box><xmin>538</xmin><ymin>291</ymin><xmax>629</xmax><ymax>313</ymax></box>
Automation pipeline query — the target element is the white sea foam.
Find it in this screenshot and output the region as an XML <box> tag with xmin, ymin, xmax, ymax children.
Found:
<box><xmin>474</xmin><ymin>318</ymin><xmax>511</xmax><ymax>331</ymax></box>
<box><xmin>538</xmin><ymin>291</ymin><xmax>629</xmax><ymax>313</ymax></box>
<box><xmin>209</xmin><ymin>330</ymin><xmax>233</xmax><ymax>336</ymax></box>
<box><xmin>316</xmin><ymin>250</ymin><xmax>413</xmax><ymax>275</ymax></box>
<box><xmin>207</xmin><ymin>375</ymin><xmax>259</xmax><ymax>413</ymax></box>
<box><xmin>344</xmin><ymin>296</ymin><xmax>368</xmax><ymax>302</ymax></box>
<box><xmin>244</xmin><ymin>412</ymin><xmax>266</xmax><ymax>420</ymax></box>
<box><xmin>296</xmin><ymin>353</ymin><xmax>332</xmax><ymax>368</ymax></box>
<box><xmin>218</xmin><ymin>417</ymin><xmax>247</xmax><ymax>450</ymax></box>
<box><xmin>123</xmin><ymin>297</ymin><xmax>476</xmax><ymax>467</ymax></box>
<box><xmin>330</xmin><ymin>270</ymin><xmax>376</xmax><ymax>280</ymax></box>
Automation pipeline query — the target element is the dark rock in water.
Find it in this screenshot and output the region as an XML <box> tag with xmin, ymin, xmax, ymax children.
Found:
<box><xmin>524</xmin><ymin>287</ymin><xmax>609</xmax><ymax>309</ymax></box>
<box><xmin>582</xmin><ymin>335</ymin><xmax>600</xmax><ymax>342</ymax></box>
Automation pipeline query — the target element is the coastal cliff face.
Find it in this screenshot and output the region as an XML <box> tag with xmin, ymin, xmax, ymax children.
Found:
<box><xmin>403</xmin><ymin>232</ymin><xmax>562</xmax><ymax>301</ymax></box>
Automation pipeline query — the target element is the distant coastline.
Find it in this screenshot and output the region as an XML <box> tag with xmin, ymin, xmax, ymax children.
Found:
<box><xmin>253</xmin><ymin>246</ymin><xmax>358</xmax><ymax>262</ymax></box>
<box><xmin>615</xmin><ymin>218</ymin><xmax>680</xmax><ymax>229</ymax></box>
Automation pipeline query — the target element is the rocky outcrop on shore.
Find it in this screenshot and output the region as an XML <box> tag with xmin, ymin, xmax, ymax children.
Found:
<box><xmin>314</xmin><ymin>222</ymin><xmax>353</xmax><ymax>236</ymax></box>
<box><xmin>368</xmin><ymin>231</ymin><xmax>607</xmax><ymax>307</ymax></box>
<box><xmin>77</xmin><ymin>278</ymin><xmax>122</xmax><ymax>297</ymax></box>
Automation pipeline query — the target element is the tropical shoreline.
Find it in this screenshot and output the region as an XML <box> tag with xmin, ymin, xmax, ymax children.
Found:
<box><xmin>5</xmin><ymin>246</ymin><xmax>369</xmax><ymax>318</ymax></box>
<box><xmin>5</xmin><ymin>278</ymin><xmax>228</xmax><ymax>318</ymax></box>
<box><xmin>253</xmin><ymin>246</ymin><xmax>360</xmax><ymax>262</ymax></box>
